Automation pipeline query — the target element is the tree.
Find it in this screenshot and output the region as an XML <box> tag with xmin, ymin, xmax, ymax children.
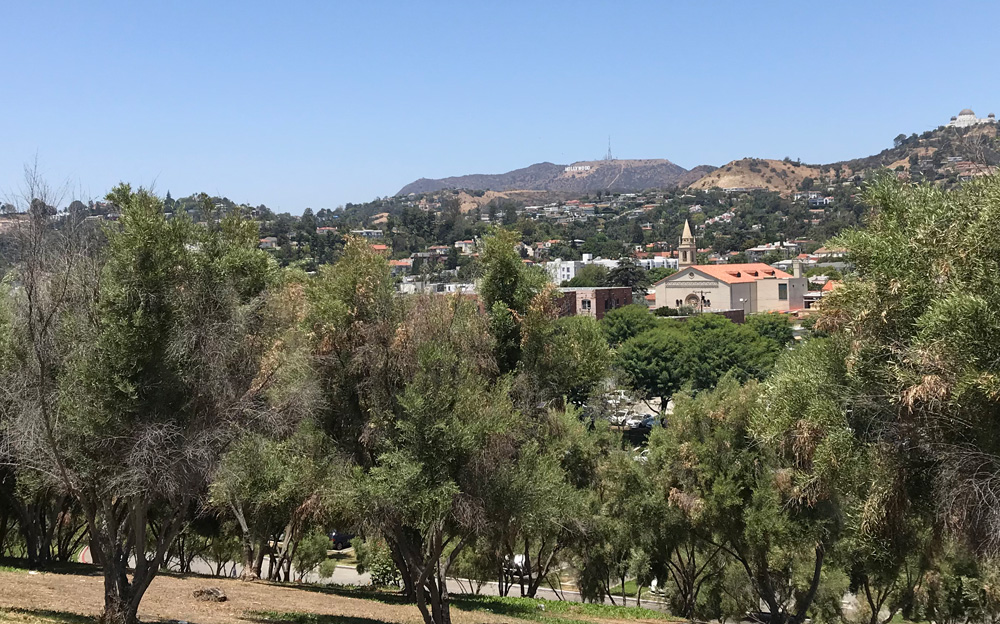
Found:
<box><xmin>477</xmin><ymin>228</ymin><xmax>547</xmax><ymax>373</ymax></box>
<box><xmin>617</xmin><ymin>326</ymin><xmax>689</xmax><ymax>406</ymax></box>
<box><xmin>520</xmin><ymin>314</ymin><xmax>611</xmax><ymax>406</ymax></box>
<box><xmin>647</xmin><ymin>266</ymin><xmax>677</xmax><ymax>284</ymax></box>
<box><xmin>606</xmin><ymin>257</ymin><xmax>649</xmax><ymax>300</ymax></box>
<box><xmin>617</xmin><ymin>315</ymin><xmax>781</xmax><ymax>405</ymax></box>
<box><xmin>351</xmin><ymin>295</ymin><xmax>524</xmax><ymax>624</ymax></box>
<box><xmin>6</xmin><ymin>184</ymin><xmax>296</xmax><ymax>624</ymax></box>
<box><xmin>211</xmin><ymin>420</ymin><xmax>330</xmax><ymax>581</ymax></box>
<box><xmin>487</xmin><ymin>408</ymin><xmax>598</xmax><ymax>598</ymax></box>
<box><xmin>564</xmin><ymin>263</ymin><xmax>608</xmax><ymax>287</ymax></box>
<box><xmin>601</xmin><ymin>303</ymin><xmax>658</xmax><ymax>347</ymax></box>
<box><xmin>819</xmin><ymin>174</ymin><xmax>1000</xmax><ymax>555</ymax></box>
<box><xmin>655</xmin><ymin>376</ymin><xmax>839</xmax><ymax>624</ymax></box>
<box><xmin>683</xmin><ymin>314</ymin><xmax>781</xmax><ymax>390</ymax></box>
<box><xmin>745</xmin><ymin>313</ymin><xmax>794</xmax><ymax>347</ymax></box>
<box><xmin>0</xmin><ymin>165</ymin><xmax>92</xmax><ymax>570</ymax></box>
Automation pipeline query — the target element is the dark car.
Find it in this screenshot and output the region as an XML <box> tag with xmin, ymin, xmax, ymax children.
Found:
<box><xmin>328</xmin><ymin>530</ymin><xmax>355</xmax><ymax>550</ymax></box>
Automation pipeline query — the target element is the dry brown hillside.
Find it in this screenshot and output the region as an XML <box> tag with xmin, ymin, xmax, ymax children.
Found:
<box><xmin>687</xmin><ymin>158</ymin><xmax>841</xmax><ymax>195</ymax></box>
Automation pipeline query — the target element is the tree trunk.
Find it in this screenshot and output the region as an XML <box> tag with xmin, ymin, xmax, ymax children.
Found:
<box><xmin>389</xmin><ymin>540</ymin><xmax>415</xmax><ymax>600</ymax></box>
<box><xmin>253</xmin><ymin>536</ymin><xmax>268</xmax><ymax>579</ymax></box>
<box><xmin>791</xmin><ymin>545</ymin><xmax>825</xmax><ymax>624</ymax></box>
<box><xmin>0</xmin><ymin>509</ymin><xmax>9</xmax><ymax>557</ymax></box>
<box><xmin>239</xmin><ymin>531</ymin><xmax>258</xmax><ymax>580</ymax></box>
<box><xmin>99</xmin><ymin>556</ymin><xmax>139</xmax><ymax>624</ymax></box>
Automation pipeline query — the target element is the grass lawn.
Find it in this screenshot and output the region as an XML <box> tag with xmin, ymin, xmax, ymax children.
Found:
<box><xmin>252</xmin><ymin>594</ymin><xmax>680</xmax><ymax>624</ymax></box>
<box><xmin>0</xmin><ymin>564</ymin><xmax>678</xmax><ymax>624</ymax></box>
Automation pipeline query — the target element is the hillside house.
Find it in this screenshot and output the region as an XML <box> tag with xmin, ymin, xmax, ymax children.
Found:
<box><xmin>350</xmin><ymin>228</ymin><xmax>384</xmax><ymax>239</ymax></box>
<box><xmin>389</xmin><ymin>258</ymin><xmax>413</xmax><ymax>277</ymax></box>
<box><xmin>454</xmin><ymin>239</ymin><xmax>476</xmax><ymax>254</ymax></box>
<box><xmin>745</xmin><ymin>241</ymin><xmax>801</xmax><ymax>262</ymax></box>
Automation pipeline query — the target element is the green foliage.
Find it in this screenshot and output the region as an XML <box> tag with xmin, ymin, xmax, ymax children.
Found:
<box><xmin>822</xmin><ymin>174</ymin><xmax>1000</xmax><ymax>554</ymax></box>
<box><xmin>650</xmin><ymin>375</ymin><xmax>840</xmax><ymax>622</ymax></box>
<box><xmin>521</xmin><ymin>315</ymin><xmax>611</xmax><ymax>405</ymax></box>
<box><xmin>616</xmin><ymin>315</ymin><xmax>780</xmax><ymax>404</ymax></box>
<box><xmin>744</xmin><ymin>313</ymin><xmax>794</xmax><ymax>347</ymax></box>
<box><xmin>647</xmin><ymin>267</ymin><xmax>677</xmax><ymax>284</ymax></box>
<box><xmin>564</xmin><ymin>263</ymin><xmax>608</xmax><ymax>287</ymax></box>
<box><xmin>601</xmin><ymin>304</ymin><xmax>657</xmax><ymax>347</ymax></box>
<box><xmin>292</xmin><ymin>530</ymin><xmax>330</xmax><ymax>581</ymax></box>
<box><xmin>616</xmin><ymin>326</ymin><xmax>688</xmax><ymax>404</ymax></box>
<box><xmin>606</xmin><ymin>257</ymin><xmax>650</xmax><ymax>297</ymax></box>
<box><xmin>478</xmin><ymin>228</ymin><xmax>548</xmax><ymax>373</ymax></box>
<box><xmin>352</xmin><ymin>538</ymin><xmax>401</xmax><ymax>588</ymax></box>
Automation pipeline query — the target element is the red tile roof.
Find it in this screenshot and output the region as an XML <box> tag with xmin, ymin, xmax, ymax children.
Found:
<box><xmin>660</xmin><ymin>263</ymin><xmax>793</xmax><ymax>285</ymax></box>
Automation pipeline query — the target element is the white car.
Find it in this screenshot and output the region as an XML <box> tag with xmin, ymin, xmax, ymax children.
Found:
<box><xmin>624</xmin><ymin>413</ymin><xmax>644</xmax><ymax>429</ymax></box>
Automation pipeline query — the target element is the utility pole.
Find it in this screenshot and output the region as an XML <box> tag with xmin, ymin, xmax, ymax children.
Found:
<box><xmin>694</xmin><ymin>290</ymin><xmax>712</xmax><ymax>313</ymax></box>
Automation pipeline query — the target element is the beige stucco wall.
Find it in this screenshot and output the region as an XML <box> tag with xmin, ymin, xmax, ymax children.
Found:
<box><xmin>656</xmin><ymin>272</ymin><xmax>807</xmax><ymax>313</ymax></box>
<box><xmin>752</xmin><ymin>277</ymin><xmax>809</xmax><ymax>312</ymax></box>
<box><xmin>655</xmin><ymin>269</ymin><xmax>731</xmax><ymax>310</ymax></box>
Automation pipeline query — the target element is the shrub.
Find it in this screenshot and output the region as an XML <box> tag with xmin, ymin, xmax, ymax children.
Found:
<box><xmin>353</xmin><ymin>538</ymin><xmax>401</xmax><ymax>588</ymax></box>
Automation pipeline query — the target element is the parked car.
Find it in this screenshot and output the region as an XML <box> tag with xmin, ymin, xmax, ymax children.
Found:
<box><xmin>328</xmin><ymin>530</ymin><xmax>355</xmax><ymax>550</ymax></box>
<box><xmin>625</xmin><ymin>412</ymin><xmax>648</xmax><ymax>429</ymax></box>
<box><xmin>609</xmin><ymin>410</ymin><xmax>631</xmax><ymax>426</ymax></box>
<box><xmin>502</xmin><ymin>554</ymin><xmax>527</xmax><ymax>580</ymax></box>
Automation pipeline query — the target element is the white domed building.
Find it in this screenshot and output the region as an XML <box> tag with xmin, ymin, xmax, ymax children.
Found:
<box><xmin>947</xmin><ymin>108</ymin><xmax>996</xmax><ymax>128</ymax></box>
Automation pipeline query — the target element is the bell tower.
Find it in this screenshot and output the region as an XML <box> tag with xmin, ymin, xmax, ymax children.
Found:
<box><xmin>678</xmin><ymin>219</ymin><xmax>697</xmax><ymax>267</ymax></box>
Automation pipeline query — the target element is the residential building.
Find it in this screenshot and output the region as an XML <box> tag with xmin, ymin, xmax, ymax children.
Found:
<box><xmin>546</xmin><ymin>259</ymin><xmax>585</xmax><ymax>284</ymax></box>
<box><xmin>349</xmin><ymin>228</ymin><xmax>384</xmax><ymax>239</ymax></box>
<box><xmin>557</xmin><ymin>286</ymin><xmax>632</xmax><ymax>320</ymax></box>
<box><xmin>637</xmin><ymin>255</ymin><xmax>679</xmax><ymax>271</ymax></box>
<box><xmin>389</xmin><ymin>258</ymin><xmax>413</xmax><ymax>277</ymax></box>
<box><xmin>258</xmin><ymin>236</ymin><xmax>278</xmax><ymax>250</ymax></box>
<box><xmin>793</xmin><ymin>191</ymin><xmax>824</xmax><ymax>201</ymax></box>
<box><xmin>803</xmin><ymin>279</ymin><xmax>841</xmax><ymax>310</ymax></box>
<box><xmin>454</xmin><ymin>239</ymin><xmax>476</xmax><ymax>254</ymax></box>
<box><xmin>745</xmin><ymin>241</ymin><xmax>801</xmax><ymax>262</ymax></box>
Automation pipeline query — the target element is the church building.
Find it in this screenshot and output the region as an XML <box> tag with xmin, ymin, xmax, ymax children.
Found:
<box><xmin>653</xmin><ymin>221</ymin><xmax>808</xmax><ymax>313</ymax></box>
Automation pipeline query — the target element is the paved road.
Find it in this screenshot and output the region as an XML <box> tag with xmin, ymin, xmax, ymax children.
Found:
<box><xmin>78</xmin><ymin>546</ymin><xmax>667</xmax><ymax>609</ymax></box>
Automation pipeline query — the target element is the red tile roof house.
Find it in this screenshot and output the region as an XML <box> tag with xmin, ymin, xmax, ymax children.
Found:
<box><xmin>653</xmin><ymin>263</ymin><xmax>808</xmax><ymax>313</ymax></box>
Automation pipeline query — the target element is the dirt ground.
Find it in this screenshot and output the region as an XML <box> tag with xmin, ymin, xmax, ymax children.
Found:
<box><xmin>0</xmin><ymin>570</ymin><xmax>522</xmax><ymax>624</ymax></box>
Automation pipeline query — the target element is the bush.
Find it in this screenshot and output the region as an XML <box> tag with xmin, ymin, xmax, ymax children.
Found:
<box><xmin>353</xmin><ymin>537</ymin><xmax>401</xmax><ymax>588</ymax></box>
<box><xmin>293</xmin><ymin>530</ymin><xmax>330</xmax><ymax>581</ymax></box>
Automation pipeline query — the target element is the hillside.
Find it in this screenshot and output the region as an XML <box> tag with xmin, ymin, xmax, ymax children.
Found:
<box><xmin>689</xmin><ymin>123</ymin><xmax>1000</xmax><ymax>194</ymax></box>
<box><xmin>687</xmin><ymin>158</ymin><xmax>832</xmax><ymax>194</ymax></box>
<box><xmin>397</xmin><ymin>158</ymin><xmax>707</xmax><ymax>195</ymax></box>
<box><xmin>396</xmin><ymin>113</ymin><xmax>1000</xmax><ymax>199</ymax></box>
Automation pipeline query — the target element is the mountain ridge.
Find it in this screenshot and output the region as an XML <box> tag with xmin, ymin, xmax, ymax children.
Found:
<box><xmin>396</xmin><ymin>117</ymin><xmax>1000</xmax><ymax>197</ymax></box>
<box><xmin>397</xmin><ymin>158</ymin><xmax>709</xmax><ymax>195</ymax></box>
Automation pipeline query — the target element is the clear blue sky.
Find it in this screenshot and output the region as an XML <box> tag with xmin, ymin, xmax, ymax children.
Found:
<box><xmin>3</xmin><ymin>1</ymin><xmax>1000</xmax><ymax>212</ymax></box>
